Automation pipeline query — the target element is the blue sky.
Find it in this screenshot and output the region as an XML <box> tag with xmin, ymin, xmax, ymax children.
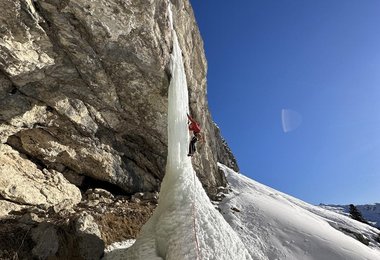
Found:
<box><xmin>190</xmin><ymin>0</ymin><xmax>380</xmax><ymax>205</ymax></box>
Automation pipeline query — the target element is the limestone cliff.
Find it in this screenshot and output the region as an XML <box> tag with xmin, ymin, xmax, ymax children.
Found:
<box><xmin>0</xmin><ymin>0</ymin><xmax>238</xmax><ymax>210</ymax></box>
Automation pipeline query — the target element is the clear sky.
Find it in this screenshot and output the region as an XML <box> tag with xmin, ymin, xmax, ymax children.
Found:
<box><xmin>190</xmin><ymin>0</ymin><xmax>380</xmax><ymax>205</ymax></box>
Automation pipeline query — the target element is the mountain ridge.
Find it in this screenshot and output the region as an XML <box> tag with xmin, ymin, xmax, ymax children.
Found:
<box><xmin>320</xmin><ymin>203</ymin><xmax>380</xmax><ymax>229</ymax></box>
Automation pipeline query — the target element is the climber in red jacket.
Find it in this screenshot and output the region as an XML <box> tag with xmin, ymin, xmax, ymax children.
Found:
<box><xmin>187</xmin><ymin>113</ymin><xmax>203</xmax><ymax>156</ymax></box>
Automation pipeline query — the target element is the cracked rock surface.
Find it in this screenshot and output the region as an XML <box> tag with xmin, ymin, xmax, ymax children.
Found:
<box><xmin>0</xmin><ymin>144</ymin><xmax>81</xmax><ymax>215</ymax></box>
<box><xmin>0</xmin><ymin>0</ymin><xmax>238</xmax><ymax>207</ymax></box>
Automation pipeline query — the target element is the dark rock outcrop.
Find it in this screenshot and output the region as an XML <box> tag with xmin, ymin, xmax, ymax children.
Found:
<box><xmin>0</xmin><ymin>193</ymin><xmax>156</xmax><ymax>259</ymax></box>
<box><xmin>28</xmin><ymin>212</ymin><xmax>105</xmax><ymax>260</ymax></box>
<box><xmin>0</xmin><ymin>0</ymin><xmax>237</xmax><ymax>200</ymax></box>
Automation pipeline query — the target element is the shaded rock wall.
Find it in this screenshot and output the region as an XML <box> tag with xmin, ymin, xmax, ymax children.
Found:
<box><xmin>0</xmin><ymin>0</ymin><xmax>238</xmax><ymax>199</ymax></box>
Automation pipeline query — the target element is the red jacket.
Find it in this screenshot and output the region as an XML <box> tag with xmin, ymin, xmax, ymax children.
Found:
<box><xmin>187</xmin><ymin>114</ymin><xmax>201</xmax><ymax>133</ymax></box>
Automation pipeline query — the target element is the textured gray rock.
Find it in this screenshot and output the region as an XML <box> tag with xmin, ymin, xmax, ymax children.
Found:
<box><xmin>0</xmin><ymin>200</ymin><xmax>25</xmax><ymax>217</ymax></box>
<box><xmin>0</xmin><ymin>0</ymin><xmax>238</xmax><ymax>198</ymax></box>
<box><xmin>29</xmin><ymin>213</ymin><xmax>104</xmax><ymax>259</ymax></box>
<box><xmin>0</xmin><ymin>144</ymin><xmax>82</xmax><ymax>208</ymax></box>
<box><xmin>32</xmin><ymin>222</ymin><xmax>60</xmax><ymax>259</ymax></box>
<box><xmin>75</xmin><ymin>212</ymin><xmax>105</xmax><ymax>260</ymax></box>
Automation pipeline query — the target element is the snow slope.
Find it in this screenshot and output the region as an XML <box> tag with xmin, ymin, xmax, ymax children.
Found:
<box><xmin>218</xmin><ymin>164</ymin><xmax>380</xmax><ymax>260</ymax></box>
<box><xmin>320</xmin><ymin>204</ymin><xmax>380</xmax><ymax>229</ymax></box>
<box><xmin>104</xmin><ymin>4</ymin><xmax>252</xmax><ymax>259</ymax></box>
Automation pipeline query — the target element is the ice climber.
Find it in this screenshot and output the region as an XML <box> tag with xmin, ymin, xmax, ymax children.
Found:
<box><xmin>187</xmin><ymin>113</ymin><xmax>203</xmax><ymax>156</ymax></box>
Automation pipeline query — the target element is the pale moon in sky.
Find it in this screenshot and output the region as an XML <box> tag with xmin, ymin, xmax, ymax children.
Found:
<box><xmin>281</xmin><ymin>109</ymin><xmax>302</xmax><ymax>133</ymax></box>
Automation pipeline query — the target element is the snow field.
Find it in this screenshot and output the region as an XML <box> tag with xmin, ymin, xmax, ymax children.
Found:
<box><xmin>218</xmin><ymin>164</ymin><xmax>380</xmax><ymax>260</ymax></box>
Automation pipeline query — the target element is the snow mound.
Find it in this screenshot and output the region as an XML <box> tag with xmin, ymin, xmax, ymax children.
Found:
<box><xmin>218</xmin><ymin>163</ymin><xmax>380</xmax><ymax>260</ymax></box>
<box><xmin>105</xmin><ymin>240</ymin><xmax>136</xmax><ymax>253</ymax></box>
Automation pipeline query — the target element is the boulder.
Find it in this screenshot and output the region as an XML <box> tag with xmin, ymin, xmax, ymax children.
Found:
<box><xmin>75</xmin><ymin>212</ymin><xmax>105</xmax><ymax>260</ymax></box>
<box><xmin>30</xmin><ymin>213</ymin><xmax>104</xmax><ymax>260</ymax></box>
<box><xmin>86</xmin><ymin>188</ymin><xmax>115</xmax><ymax>204</ymax></box>
<box><xmin>32</xmin><ymin>222</ymin><xmax>60</xmax><ymax>259</ymax></box>
<box><xmin>131</xmin><ymin>191</ymin><xmax>159</xmax><ymax>203</ymax></box>
<box><xmin>0</xmin><ymin>144</ymin><xmax>81</xmax><ymax>208</ymax></box>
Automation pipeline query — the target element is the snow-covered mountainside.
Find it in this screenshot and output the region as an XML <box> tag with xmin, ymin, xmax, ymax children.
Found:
<box><xmin>105</xmin><ymin>163</ymin><xmax>380</xmax><ymax>259</ymax></box>
<box><xmin>320</xmin><ymin>204</ymin><xmax>380</xmax><ymax>229</ymax></box>
<box><xmin>218</xmin><ymin>164</ymin><xmax>380</xmax><ymax>260</ymax></box>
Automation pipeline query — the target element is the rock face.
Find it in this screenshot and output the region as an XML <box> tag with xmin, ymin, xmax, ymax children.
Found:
<box><xmin>0</xmin><ymin>144</ymin><xmax>81</xmax><ymax>212</ymax></box>
<box><xmin>0</xmin><ymin>0</ymin><xmax>238</xmax><ymax>200</ymax></box>
<box><xmin>30</xmin><ymin>213</ymin><xmax>104</xmax><ymax>260</ymax></box>
<box><xmin>0</xmin><ymin>200</ymin><xmax>25</xmax><ymax>217</ymax></box>
<box><xmin>75</xmin><ymin>213</ymin><xmax>105</xmax><ymax>259</ymax></box>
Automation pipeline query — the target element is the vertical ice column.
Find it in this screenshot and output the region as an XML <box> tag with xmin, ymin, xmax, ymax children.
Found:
<box><xmin>117</xmin><ymin>3</ymin><xmax>253</xmax><ymax>260</ymax></box>
<box><xmin>166</xmin><ymin>26</ymin><xmax>190</xmax><ymax>171</ymax></box>
<box><xmin>122</xmin><ymin>4</ymin><xmax>198</xmax><ymax>259</ymax></box>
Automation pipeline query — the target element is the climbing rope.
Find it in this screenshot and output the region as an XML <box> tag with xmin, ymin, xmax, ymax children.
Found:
<box><xmin>191</xmin><ymin>167</ymin><xmax>201</xmax><ymax>260</ymax></box>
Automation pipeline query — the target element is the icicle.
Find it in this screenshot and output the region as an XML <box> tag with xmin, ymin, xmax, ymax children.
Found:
<box><xmin>167</xmin><ymin>16</ymin><xmax>190</xmax><ymax>171</ymax></box>
<box><xmin>168</xmin><ymin>1</ymin><xmax>174</xmax><ymax>30</ymax></box>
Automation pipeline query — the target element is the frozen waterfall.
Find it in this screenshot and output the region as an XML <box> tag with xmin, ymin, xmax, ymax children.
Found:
<box><xmin>105</xmin><ymin>4</ymin><xmax>252</xmax><ymax>260</ymax></box>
